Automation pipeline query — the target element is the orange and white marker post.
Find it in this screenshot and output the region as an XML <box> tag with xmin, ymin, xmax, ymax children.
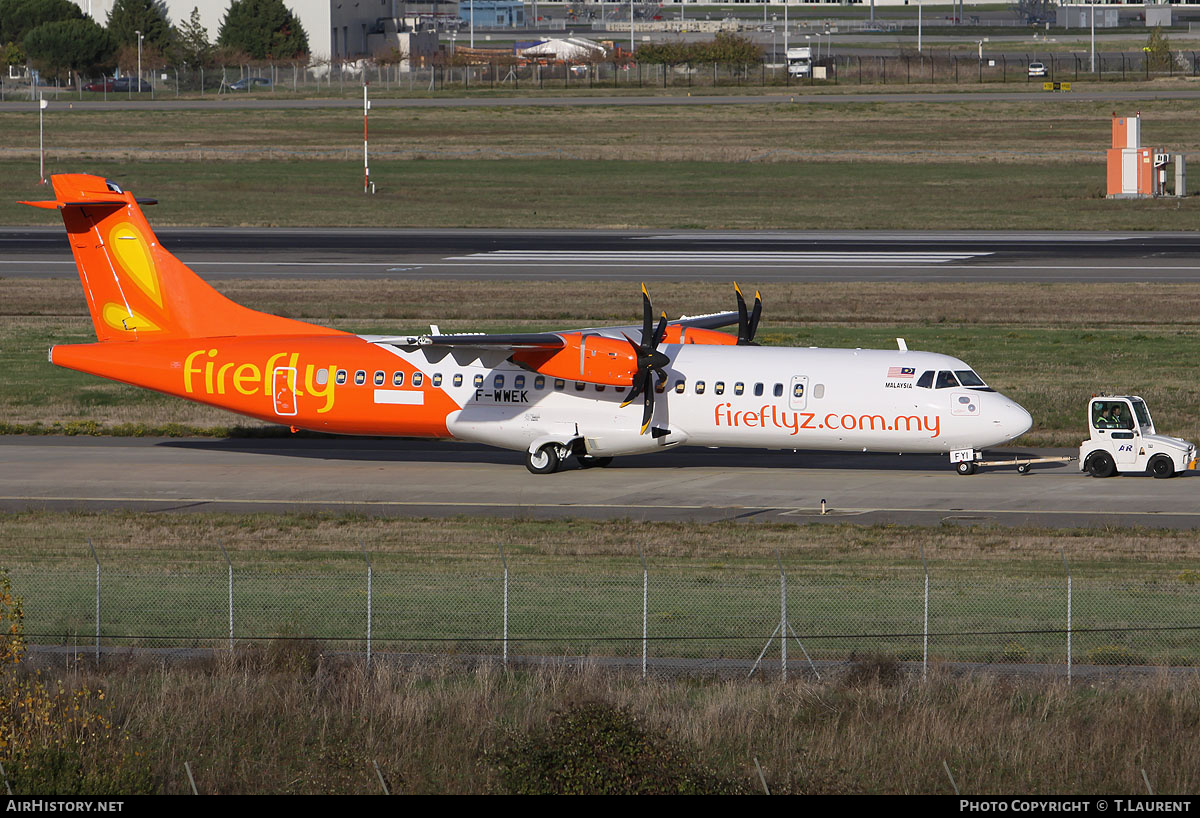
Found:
<box><xmin>363</xmin><ymin>81</ymin><xmax>373</xmax><ymax>194</ymax></box>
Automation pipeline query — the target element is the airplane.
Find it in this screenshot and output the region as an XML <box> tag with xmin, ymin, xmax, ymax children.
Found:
<box><xmin>23</xmin><ymin>173</ymin><xmax>1034</xmax><ymax>474</ymax></box>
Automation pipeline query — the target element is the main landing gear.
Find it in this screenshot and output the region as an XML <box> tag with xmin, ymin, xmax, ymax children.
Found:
<box><xmin>524</xmin><ymin>444</ymin><xmax>614</xmax><ymax>474</ymax></box>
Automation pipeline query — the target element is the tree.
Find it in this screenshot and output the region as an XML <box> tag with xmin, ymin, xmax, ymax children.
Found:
<box><xmin>0</xmin><ymin>0</ymin><xmax>81</xmax><ymax>46</ymax></box>
<box><xmin>170</xmin><ymin>6</ymin><xmax>212</xmax><ymax>67</ymax></box>
<box><xmin>106</xmin><ymin>0</ymin><xmax>171</xmax><ymax>51</ymax></box>
<box><xmin>217</xmin><ymin>0</ymin><xmax>308</xmax><ymax>60</ymax></box>
<box><xmin>22</xmin><ymin>17</ymin><xmax>116</xmax><ymax>81</ymax></box>
<box><xmin>1144</xmin><ymin>26</ymin><xmax>1172</xmax><ymax>73</ymax></box>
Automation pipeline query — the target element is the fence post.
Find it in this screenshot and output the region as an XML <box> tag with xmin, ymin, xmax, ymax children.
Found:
<box><xmin>1062</xmin><ymin>548</ymin><xmax>1072</xmax><ymax>684</ymax></box>
<box><xmin>498</xmin><ymin>545</ymin><xmax>509</xmax><ymax>666</ymax></box>
<box><xmin>219</xmin><ymin>542</ymin><xmax>232</xmax><ymax>651</ymax></box>
<box><xmin>361</xmin><ymin>542</ymin><xmax>372</xmax><ymax>667</ymax></box>
<box><xmin>778</xmin><ymin>552</ymin><xmax>787</xmax><ymax>682</ymax></box>
<box><xmin>921</xmin><ymin>545</ymin><xmax>929</xmax><ymax>682</ymax></box>
<box><xmin>87</xmin><ymin>540</ymin><xmax>99</xmax><ymax>663</ymax></box>
<box><xmin>639</xmin><ymin>544</ymin><xmax>647</xmax><ymax>680</ymax></box>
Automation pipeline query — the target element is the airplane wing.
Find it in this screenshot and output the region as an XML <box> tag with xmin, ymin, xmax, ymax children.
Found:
<box><xmin>371</xmin><ymin>311</ymin><xmax>739</xmax><ymax>350</ymax></box>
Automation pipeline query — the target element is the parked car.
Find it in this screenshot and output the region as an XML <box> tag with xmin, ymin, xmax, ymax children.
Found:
<box><xmin>1027</xmin><ymin>61</ymin><xmax>1047</xmax><ymax>78</ymax></box>
<box><xmin>229</xmin><ymin>77</ymin><xmax>272</xmax><ymax>91</ymax></box>
<box><xmin>82</xmin><ymin>79</ymin><xmax>115</xmax><ymax>92</ymax></box>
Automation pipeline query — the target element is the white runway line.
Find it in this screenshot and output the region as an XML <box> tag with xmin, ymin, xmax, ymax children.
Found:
<box><xmin>448</xmin><ymin>250</ymin><xmax>993</xmax><ymax>265</ymax></box>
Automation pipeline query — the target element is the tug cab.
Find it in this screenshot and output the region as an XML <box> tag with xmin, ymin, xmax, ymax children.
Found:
<box><xmin>1080</xmin><ymin>396</ymin><xmax>1196</xmax><ymax>478</ymax></box>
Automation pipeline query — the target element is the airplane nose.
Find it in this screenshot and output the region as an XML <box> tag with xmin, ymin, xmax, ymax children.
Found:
<box><xmin>1000</xmin><ymin>399</ymin><xmax>1033</xmax><ymax>440</ymax></box>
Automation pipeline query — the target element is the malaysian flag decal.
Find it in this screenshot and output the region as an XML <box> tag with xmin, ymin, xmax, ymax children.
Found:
<box><xmin>887</xmin><ymin>367</ymin><xmax>916</xmax><ymax>379</ymax></box>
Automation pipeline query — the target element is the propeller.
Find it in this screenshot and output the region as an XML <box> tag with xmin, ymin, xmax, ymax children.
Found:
<box><xmin>620</xmin><ymin>283</ymin><xmax>671</xmax><ymax>434</ymax></box>
<box><xmin>735</xmin><ymin>282</ymin><xmax>762</xmax><ymax>345</ymax></box>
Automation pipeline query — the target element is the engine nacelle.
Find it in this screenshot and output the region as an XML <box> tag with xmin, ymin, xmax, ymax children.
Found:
<box><xmin>512</xmin><ymin>334</ymin><xmax>637</xmax><ymax>386</ymax></box>
<box><xmin>662</xmin><ymin>326</ymin><xmax>737</xmax><ymax>345</ymax></box>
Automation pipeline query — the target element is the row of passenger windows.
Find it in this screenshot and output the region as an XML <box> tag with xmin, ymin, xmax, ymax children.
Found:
<box><xmin>334</xmin><ymin>369</ymin><xmax>803</xmax><ymax>398</ymax></box>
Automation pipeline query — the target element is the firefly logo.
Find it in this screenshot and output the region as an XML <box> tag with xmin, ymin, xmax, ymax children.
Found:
<box><xmin>183</xmin><ymin>349</ymin><xmax>337</xmax><ymax>413</ymax></box>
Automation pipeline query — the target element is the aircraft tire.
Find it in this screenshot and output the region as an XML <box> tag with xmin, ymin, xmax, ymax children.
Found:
<box><xmin>525</xmin><ymin>444</ymin><xmax>561</xmax><ymax>475</ymax></box>
<box><xmin>956</xmin><ymin>461</ymin><xmax>977</xmax><ymax>476</ymax></box>
<box><xmin>1087</xmin><ymin>451</ymin><xmax>1117</xmax><ymax>478</ymax></box>
<box><xmin>1016</xmin><ymin>463</ymin><xmax>1031</xmax><ymax>475</ymax></box>
<box><xmin>1149</xmin><ymin>455</ymin><xmax>1175</xmax><ymax>479</ymax></box>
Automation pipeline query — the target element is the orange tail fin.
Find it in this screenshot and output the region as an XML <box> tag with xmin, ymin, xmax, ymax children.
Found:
<box><xmin>22</xmin><ymin>174</ymin><xmax>340</xmax><ymax>342</ymax></box>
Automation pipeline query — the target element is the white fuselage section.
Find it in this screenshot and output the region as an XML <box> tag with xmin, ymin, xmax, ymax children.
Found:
<box><xmin>377</xmin><ymin>341</ymin><xmax>1033</xmax><ymax>458</ymax></box>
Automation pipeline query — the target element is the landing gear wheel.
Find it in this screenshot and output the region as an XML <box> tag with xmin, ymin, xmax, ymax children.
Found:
<box><xmin>525</xmin><ymin>444</ymin><xmax>561</xmax><ymax>475</ymax></box>
<box><xmin>1149</xmin><ymin>455</ymin><xmax>1176</xmax><ymax>479</ymax></box>
<box><xmin>956</xmin><ymin>461</ymin><xmax>978</xmax><ymax>476</ymax></box>
<box><xmin>578</xmin><ymin>456</ymin><xmax>614</xmax><ymax>469</ymax></box>
<box><xmin>1087</xmin><ymin>451</ymin><xmax>1117</xmax><ymax>478</ymax></box>
<box><xmin>1016</xmin><ymin>463</ymin><xmax>1031</xmax><ymax>475</ymax></box>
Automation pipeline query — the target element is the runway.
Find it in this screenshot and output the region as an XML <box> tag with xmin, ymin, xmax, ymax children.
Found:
<box><xmin>6</xmin><ymin>227</ymin><xmax>1200</xmax><ymax>282</ymax></box>
<box><xmin>2</xmin><ymin>436</ymin><xmax>1197</xmax><ymax>528</ymax></box>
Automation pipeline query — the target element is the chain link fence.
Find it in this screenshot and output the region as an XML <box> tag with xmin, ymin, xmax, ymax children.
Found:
<box><xmin>4</xmin><ymin>50</ymin><xmax>1200</xmax><ymax>102</ymax></box>
<box><xmin>12</xmin><ymin>545</ymin><xmax>1200</xmax><ymax>679</ymax></box>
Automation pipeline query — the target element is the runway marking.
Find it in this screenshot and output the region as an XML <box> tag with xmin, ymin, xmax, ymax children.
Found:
<box><xmin>448</xmin><ymin>250</ymin><xmax>994</xmax><ymax>265</ymax></box>
<box><xmin>3</xmin><ymin>496</ymin><xmax>1198</xmax><ymax>518</ymax></box>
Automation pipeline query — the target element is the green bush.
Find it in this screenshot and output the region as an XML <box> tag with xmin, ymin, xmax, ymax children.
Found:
<box><xmin>490</xmin><ymin>701</ymin><xmax>745</xmax><ymax>794</ymax></box>
<box><xmin>1086</xmin><ymin>645</ymin><xmax>1146</xmax><ymax>666</ymax></box>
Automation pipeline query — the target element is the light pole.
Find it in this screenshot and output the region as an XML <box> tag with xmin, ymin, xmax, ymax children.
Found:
<box><xmin>918</xmin><ymin>0</ymin><xmax>922</xmax><ymax>52</ymax></box>
<box><xmin>135</xmin><ymin>30</ymin><xmax>143</xmax><ymax>95</ymax></box>
<box><xmin>783</xmin><ymin>0</ymin><xmax>788</xmax><ymax>57</ymax></box>
<box><xmin>629</xmin><ymin>0</ymin><xmax>634</xmax><ymax>62</ymax></box>
<box><xmin>38</xmin><ymin>96</ymin><xmax>47</xmax><ymax>184</ymax></box>
<box><xmin>1090</xmin><ymin>2</ymin><xmax>1096</xmax><ymax>74</ymax></box>
<box><xmin>470</xmin><ymin>0</ymin><xmax>474</xmax><ymax>49</ymax></box>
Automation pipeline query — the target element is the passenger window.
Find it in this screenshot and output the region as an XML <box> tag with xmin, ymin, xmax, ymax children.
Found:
<box><xmin>354</xmin><ymin>370</ymin><xmax>366</xmax><ymax>386</ymax></box>
<box><xmin>715</xmin><ymin>381</ymin><xmax>725</xmax><ymax>396</ymax></box>
<box><xmin>773</xmin><ymin>383</ymin><xmax>783</xmax><ymax>397</ymax></box>
<box><xmin>813</xmin><ymin>384</ymin><xmax>825</xmax><ymax>399</ymax></box>
<box><xmin>734</xmin><ymin>382</ymin><xmax>745</xmax><ymax>396</ymax></box>
<box><xmin>453</xmin><ymin>374</ymin><xmax>463</xmax><ymax>387</ymax></box>
<box><xmin>916</xmin><ymin>371</ymin><xmax>934</xmax><ymax>389</ymax></box>
<box><xmin>374</xmin><ymin>371</ymin><xmax>385</xmax><ymax>386</ymax></box>
<box><xmin>432</xmin><ymin>373</ymin><xmax>443</xmax><ymax>387</ymax></box>
<box><xmin>336</xmin><ymin>370</ymin><xmax>347</xmax><ymax>385</ymax></box>
<box><xmin>473</xmin><ymin>374</ymin><xmax>484</xmax><ymax>388</ymax></box>
<box><xmin>793</xmin><ymin>382</ymin><xmax>804</xmax><ymax>398</ymax></box>
<box><xmin>393</xmin><ymin>371</ymin><xmax>404</xmax><ymax>387</ymax></box>
<box><xmin>935</xmin><ymin>371</ymin><xmax>959</xmax><ymax>389</ymax></box>
<box><xmin>514</xmin><ymin>375</ymin><xmax>525</xmax><ymax>389</ymax></box>
<box><xmin>655</xmin><ymin>378</ymin><xmax>667</xmax><ymax>394</ymax></box>
<box><xmin>595</xmin><ymin>384</ymin><xmax>605</xmax><ymax>392</ymax></box>
<box><xmin>494</xmin><ymin>374</ymin><xmax>505</xmax><ymax>389</ymax></box>
<box><xmin>674</xmin><ymin>380</ymin><xmax>685</xmax><ymax>394</ymax></box>
<box><xmin>753</xmin><ymin>383</ymin><xmax>764</xmax><ymax>397</ymax></box>
<box><xmin>554</xmin><ymin>379</ymin><xmax>565</xmax><ymax>390</ymax></box>
<box><xmin>534</xmin><ymin>375</ymin><xmax>545</xmax><ymax>390</ymax></box>
<box><xmin>695</xmin><ymin>380</ymin><xmax>706</xmax><ymax>395</ymax></box>
<box><xmin>575</xmin><ymin>381</ymin><xmax>586</xmax><ymax>391</ymax></box>
<box><xmin>412</xmin><ymin>373</ymin><xmax>424</xmax><ymax>387</ymax></box>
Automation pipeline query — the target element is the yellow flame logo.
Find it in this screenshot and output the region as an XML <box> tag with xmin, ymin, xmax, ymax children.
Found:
<box><xmin>109</xmin><ymin>222</ymin><xmax>162</xmax><ymax>308</ymax></box>
<box><xmin>102</xmin><ymin>302</ymin><xmax>161</xmax><ymax>333</ymax></box>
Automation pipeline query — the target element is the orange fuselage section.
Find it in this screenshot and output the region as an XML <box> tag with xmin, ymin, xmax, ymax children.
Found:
<box><xmin>52</xmin><ymin>335</ymin><xmax>460</xmax><ymax>437</ymax></box>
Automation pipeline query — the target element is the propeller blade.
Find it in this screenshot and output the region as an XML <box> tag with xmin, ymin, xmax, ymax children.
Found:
<box><xmin>621</xmin><ymin>368</ymin><xmax>648</xmax><ymax>408</ymax></box>
<box><xmin>735</xmin><ymin>282</ymin><xmax>750</xmax><ymax>344</ymax></box>
<box><xmin>640</xmin><ymin>283</ymin><xmax>653</xmax><ymax>348</ymax></box>
<box><xmin>747</xmin><ymin>290</ymin><xmax>763</xmax><ymax>343</ymax></box>
<box><xmin>652</xmin><ymin>311</ymin><xmax>668</xmax><ymax>347</ymax></box>
<box><xmin>640</xmin><ymin>382</ymin><xmax>655</xmax><ymax>434</ymax></box>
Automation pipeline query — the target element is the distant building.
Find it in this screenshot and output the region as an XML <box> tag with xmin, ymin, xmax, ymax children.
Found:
<box><xmin>458</xmin><ymin>0</ymin><xmax>524</xmax><ymax>28</ymax></box>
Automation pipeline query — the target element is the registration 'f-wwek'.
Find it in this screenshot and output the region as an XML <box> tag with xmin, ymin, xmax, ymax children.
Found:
<box><xmin>25</xmin><ymin>174</ymin><xmax>1033</xmax><ymax>474</ymax></box>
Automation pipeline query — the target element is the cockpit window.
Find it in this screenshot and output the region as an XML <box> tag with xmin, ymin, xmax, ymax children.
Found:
<box><xmin>916</xmin><ymin>371</ymin><xmax>934</xmax><ymax>389</ymax></box>
<box><xmin>935</xmin><ymin>371</ymin><xmax>960</xmax><ymax>389</ymax></box>
<box><xmin>955</xmin><ymin>370</ymin><xmax>986</xmax><ymax>387</ymax></box>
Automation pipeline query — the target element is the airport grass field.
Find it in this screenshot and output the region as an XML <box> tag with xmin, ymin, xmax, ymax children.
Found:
<box><xmin>4</xmin><ymin>97</ymin><xmax>1200</xmax><ymax>230</ymax></box>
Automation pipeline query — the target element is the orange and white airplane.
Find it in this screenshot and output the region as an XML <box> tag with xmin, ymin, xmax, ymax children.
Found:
<box><xmin>25</xmin><ymin>174</ymin><xmax>1033</xmax><ymax>474</ymax></box>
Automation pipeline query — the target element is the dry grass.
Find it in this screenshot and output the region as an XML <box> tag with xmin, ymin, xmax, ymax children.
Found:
<box><xmin>35</xmin><ymin>654</ymin><xmax>1200</xmax><ymax>794</ymax></box>
<box><xmin>8</xmin><ymin>278</ymin><xmax>1200</xmax><ymax>328</ymax></box>
<box><xmin>5</xmin><ymin>99</ymin><xmax>1200</xmax><ymax>164</ymax></box>
<box><xmin>6</xmin><ymin>510</ymin><xmax>1200</xmax><ymax>574</ymax></box>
